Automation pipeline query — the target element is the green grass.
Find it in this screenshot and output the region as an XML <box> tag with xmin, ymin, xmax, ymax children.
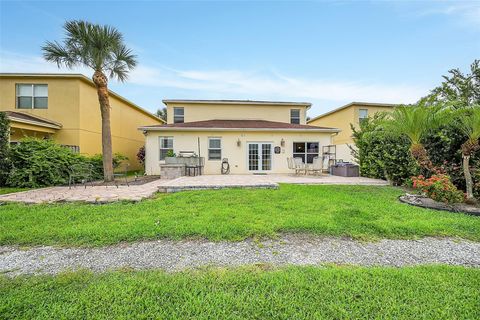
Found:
<box><xmin>1</xmin><ymin>265</ymin><xmax>478</xmax><ymax>319</ymax></box>
<box><xmin>0</xmin><ymin>188</ymin><xmax>27</xmax><ymax>195</ymax></box>
<box><xmin>1</xmin><ymin>185</ymin><xmax>479</xmax><ymax>247</ymax></box>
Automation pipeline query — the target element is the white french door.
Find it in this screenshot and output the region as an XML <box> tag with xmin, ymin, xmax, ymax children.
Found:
<box><xmin>247</xmin><ymin>142</ymin><xmax>272</xmax><ymax>171</ymax></box>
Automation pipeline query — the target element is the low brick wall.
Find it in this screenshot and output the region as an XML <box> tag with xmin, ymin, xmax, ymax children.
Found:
<box><xmin>160</xmin><ymin>164</ymin><xmax>185</xmax><ymax>180</ymax></box>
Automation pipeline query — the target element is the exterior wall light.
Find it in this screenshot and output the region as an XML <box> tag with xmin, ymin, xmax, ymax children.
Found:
<box><xmin>281</xmin><ymin>138</ymin><xmax>285</xmax><ymax>147</ymax></box>
<box><xmin>237</xmin><ymin>139</ymin><xmax>241</xmax><ymax>147</ymax></box>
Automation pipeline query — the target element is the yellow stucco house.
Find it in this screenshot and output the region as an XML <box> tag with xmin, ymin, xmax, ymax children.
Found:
<box><xmin>140</xmin><ymin>99</ymin><xmax>340</xmax><ymax>175</ymax></box>
<box><xmin>0</xmin><ymin>73</ymin><xmax>163</xmax><ymax>169</ymax></box>
<box><xmin>307</xmin><ymin>102</ymin><xmax>396</xmax><ymax>162</ymax></box>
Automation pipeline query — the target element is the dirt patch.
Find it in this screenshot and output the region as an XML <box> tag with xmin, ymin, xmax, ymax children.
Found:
<box><xmin>399</xmin><ymin>194</ymin><xmax>480</xmax><ymax>216</ymax></box>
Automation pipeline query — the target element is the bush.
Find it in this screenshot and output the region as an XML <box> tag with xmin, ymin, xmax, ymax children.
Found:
<box><xmin>0</xmin><ymin>112</ymin><xmax>11</xmax><ymax>186</ymax></box>
<box><xmin>7</xmin><ymin>138</ymin><xmax>81</xmax><ymax>188</ymax></box>
<box><xmin>411</xmin><ymin>174</ymin><xmax>464</xmax><ymax>204</ymax></box>
<box><xmin>6</xmin><ymin>138</ymin><xmax>128</xmax><ymax>188</ymax></box>
<box><xmin>137</xmin><ymin>146</ymin><xmax>145</xmax><ymax>166</ymax></box>
<box><xmin>352</xmin><ymin>114</ymin><xmax>419</xmax><ymax>185</ymax></box>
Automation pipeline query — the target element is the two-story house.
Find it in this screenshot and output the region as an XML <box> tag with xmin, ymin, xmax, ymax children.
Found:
<box><xmin>0</xmin><ymin>73</ymin><xmax>163</xmax><ymax>169</ymax></box>
<box><xmin>140</xmin><ymin>99</ymin><xmax>340</xmax><ymax>175</ymax></box>
<box><xmin>307</xmin><ymin>102</ymin><xmax>397</xmax><ymax>163</ymax></box>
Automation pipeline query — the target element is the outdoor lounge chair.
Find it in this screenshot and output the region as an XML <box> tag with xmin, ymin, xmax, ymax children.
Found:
<box><xmin>307</xmin><ymin>156</ymin><xmax>323</xmax><ymax>176</ymax></box>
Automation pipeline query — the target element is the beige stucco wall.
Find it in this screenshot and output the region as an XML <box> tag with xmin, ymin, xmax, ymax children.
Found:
<box><xmin>0</xmin><ymin>75</ymin><xmax>162</xmax><ymax>169</ymax></box>
<box><xmin>144</xmin><ymin>130</ymin><xmax>333</xmax><ymax>175</ymax></box>
<box><xmin>165</xmin><ymin>102</ymin><xmax>308</xmax><ymax>125</ymax></box>
<box><xmin>77</xmin><ymin>81</ymin><xmax>161</xmax><ymax>169</ymax></box>
<box><xmin>309</xmin><ymin>104</ymin><xmax>394</xmax><ymax>145</ymax></box>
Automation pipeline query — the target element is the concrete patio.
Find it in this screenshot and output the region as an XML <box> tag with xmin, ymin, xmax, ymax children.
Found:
<box><xmin>0</xmin><ymin>174</ymin><xmax>387</xmax><ymax>204</ymax></box>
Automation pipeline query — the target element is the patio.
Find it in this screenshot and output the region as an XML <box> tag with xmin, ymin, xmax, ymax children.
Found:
<box><xmin>0</xmin><ymin>174</ymin><xmax>387</xmax><ymax>204</ymax></box>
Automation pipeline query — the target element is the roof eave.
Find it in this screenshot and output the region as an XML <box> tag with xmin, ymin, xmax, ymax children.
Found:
<box><xmin>138</xmin><ymin>126</ymin><xmax>340</xmax><ymax>133</ymax></box>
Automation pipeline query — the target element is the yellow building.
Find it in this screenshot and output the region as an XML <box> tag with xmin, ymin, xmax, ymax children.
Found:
<box><xmin>141</xmin><ymin>100</ymin><xmax>340</xmax><ymax>175</ymax></box>
<box><xmin>0</xmin><ymin>73</ymin><xmax>163</xmax><ymax>169</ymax></box>
<box><xmin>307</xmin><ymin>102</ymin><xmax>396</xmax><ymax>162</ymax></box>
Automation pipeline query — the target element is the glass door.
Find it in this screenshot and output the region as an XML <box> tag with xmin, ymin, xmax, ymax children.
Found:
<box><xmin>248</xmin><ymin>143</ymin><xmax>272</xmax><ymax>171</ymax></box>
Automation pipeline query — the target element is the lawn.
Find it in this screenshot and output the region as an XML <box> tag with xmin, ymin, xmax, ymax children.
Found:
<box><xmin>1</xmin><ymin>185</ymin><xmax>479</xmax><ymax>247</ymax></box>
<box><xmin>1</xmin><ymin>265</ymin><xmax>478</xmax><ymax>319</ymax></box>
<box><xmin>0</xmin><ymin>188</ymin><xmax>27</xmax><ymax>195</ymax></box>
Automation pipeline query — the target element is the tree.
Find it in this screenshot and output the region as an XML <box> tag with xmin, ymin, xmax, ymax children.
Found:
<box><xmin>42</xmin><ymin>20</ymin><xmax>137</xmax><ymax>181</ymax></box>
<box><xmin>455</xmin><ymin>107</ymin><xmax>480</xmax><ymax>200</ymax></box>
<box><xmin>430</xmin><ymin>59</ymin><xmax>480</xmax><ymax>107</ymax></box>
<box><xmin>382</xmin><ymin>104</ymin><xmax>440</xmax><ymax>172</ymax></box>
<box><xmin>0</xmin><ymin>112</ymin><xmax>11</xmax><ymax>186</ymax></box>
<box><xmin>156</xmin><ymin>107</ymin><xmax>167</xmax><ymax>121</ymax></box>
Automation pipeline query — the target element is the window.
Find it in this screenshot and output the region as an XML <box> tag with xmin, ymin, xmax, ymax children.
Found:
<box><xmin>290</xmin><ymin>109</ymin><xmax>300</xmax><ymax>124</ymax></box>
<box><xmin>16</xmin><ymin>84</ymin><xmax>48</xmax><ymax>109</ymax></box>
<box><xmin>359</xmin><ymin>109</ymin><xmax>368</xmax><ymax>123</ymax></box>
<box><xmin>293</xmin><ymin>142</ymin><xmax>319</xmax><ymax>163</ymax></box>
<box><xmin>208</xmin><ymin>137</ymin><xmax>222</xmax><ymax>160</ymax></box>
<box><xmin>173</xmin><ymin>107</ymin><xmax>184</xmax><ymax>123</ymax></box>
<box><xmin>159</xmin><ymin>136</ymin><xmax>174</xmax><ymax>160</ymax></box>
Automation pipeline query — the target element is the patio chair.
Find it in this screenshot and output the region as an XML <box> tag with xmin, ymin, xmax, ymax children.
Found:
<box><xmin>293</xmin><ymin>157</ymin><xmax>307</xmax><ymax>175</ymax></box>
<box><xmin>307</xmin><ymin>156</ymin><xmax>323</xmax><ymax>176</ymax></box>
<box><xmin>113</xmin><ymin>162</ymin><xmax>130</xmax><ymax>187</ymax></box>
<box><xmin>69</xmin><ymin>163</ymin><xmax>94</xmax><ymax>189</ymax></box>
<box><xmin>287</xmin><ymin>157</ymin><xmax>294</xmax><ymax>172</ymax></box>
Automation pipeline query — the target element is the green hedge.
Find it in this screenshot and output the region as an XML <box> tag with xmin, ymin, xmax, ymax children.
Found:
<box><xmin>6</xmin><ymin>138</ymin><xmax>127</xmax><ymax>188</ymax></box>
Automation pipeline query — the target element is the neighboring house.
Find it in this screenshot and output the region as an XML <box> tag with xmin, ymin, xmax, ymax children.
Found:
<box><xmin>140</xmin><ymin>100</ymin><xmax>340</xmax><ymax>175</ymax></box>
<box><xmin>0</xmin><ymin>73</ymin><xmax>163</xmax><ymax>169</ymax></box>
<box><xmin>307</xmin><ymin>102</ymin><xmax>397</xmax><ymax>163</ymax></box>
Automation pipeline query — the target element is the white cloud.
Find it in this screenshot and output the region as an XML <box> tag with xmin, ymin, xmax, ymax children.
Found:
<box><xmin>414</xmin><ymin>1</ymin><xmax>480</xmax><ymax>28</ymax></box>
<box><xmin>0</xmin><ymin>50</ymin><xmax>427</xmax><ymax>110</ymax></box>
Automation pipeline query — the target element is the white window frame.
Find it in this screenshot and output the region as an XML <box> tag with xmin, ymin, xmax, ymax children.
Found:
<box><xmin>208</xmin><ymin>137</ymin><xmax>222</xmax><ymax>161</ymax></box>
<box><xmin>293</xmin><ymin>141</ymin><xmax>319</xmax><ymax>164</ymax></box>
<box><xmin>359</xmin><ymin>109</ymin><xmax>368</xmax><ymax>123</ymax></box>
<box><xmin>16</xmin><ymin>84</ymin><xmax>48</xmax><ymax>109</ymax></box>
<box><xmin>290</xmin><ymin>109</ymin><xmax>300</xmax><ymax>124</ymax></box>
<box><xmin>159</xmin><ymin>136</ymin><xmax>174</xmax><ymax>160</ymax></box>
<box><xmin>173</xmin><ymin>107</ymin><xmax>184</xmax><ymax>123</ymax></box>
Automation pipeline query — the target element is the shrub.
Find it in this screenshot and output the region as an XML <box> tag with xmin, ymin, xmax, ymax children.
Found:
<box><xmin>352</xmin><ymin>114</ymin><xmax>419</xmax><ymax>185</ymax></box>
<box><xmin>137</xmin><ymin>146</ymin><xmax>145</xmax><ymax>166</ymax></box>
<box><xmin>7</xmin><ymin>138</ymin><xmax>81</xmax><ymax>188</ymax></box>
<box><xmin>0</xmin><ymin>112</ymin><xmax>10</xmax><ymax>186</ymax></box>
<box><xmin>411</xmin><ymin>174</ymin><xmax>464</xmax><ymax>204</ymax></box>
<box><xmin>6</xmin><ymin>138</ymin><xmax>128</xmax><ymax>188</ymax></box>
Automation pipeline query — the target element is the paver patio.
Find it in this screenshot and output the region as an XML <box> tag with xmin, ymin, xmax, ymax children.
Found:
<box><xmin>0</xmin><ymin>174</ymin><xmax>387</xmax><ymax>204</ymax></box>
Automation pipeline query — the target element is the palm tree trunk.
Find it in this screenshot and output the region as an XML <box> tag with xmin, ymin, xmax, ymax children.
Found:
<box><xmin>92</xmin><ymin>71</ymin><xmax>114</xmax><ymax>182</ymax></box>
<box><xmin>463</xmin><ymin>154</ymin><xmax>473</xmax><ymax>199</ymax></box>
<box><xmin>410</xmin><ymin>143</ymin><xmax>435</xmax><ymax>172</ymax></box>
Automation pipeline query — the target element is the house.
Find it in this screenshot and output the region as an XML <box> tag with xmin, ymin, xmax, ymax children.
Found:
<box><xmin>307</xmin><ymin>102</ymin><xmax>397</xmax><ymax>163</ymax></box>
<box><xmin>0</xmin><ymin>73</ymin><xmax>163</xmax><ymax>169</ymax></box>
<box><xmin>140</xmin><ymin>99</ymin><xmax>340</xmax><ymax>175</ymax></box>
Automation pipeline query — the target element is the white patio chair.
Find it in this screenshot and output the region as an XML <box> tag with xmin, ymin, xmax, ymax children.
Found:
<box><xmin>287</xmin><ymin>157</ymin><xmax>294</xmax><ymax>173</ymax></box>
<box><xmin>293</xmin><ymin>157</ymin><xmax>307</xmax><ymax>175</ymax></box>
<box><xmin>307</xmin><ymin>156</ymin><xmax>323</xmax><ymax>176</ymax></box>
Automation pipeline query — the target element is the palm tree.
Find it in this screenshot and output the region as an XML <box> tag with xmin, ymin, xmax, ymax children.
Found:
<box><xmin>455</xmin><ymin>107</ymin><xmax>480</xmax><ymax>200</ymax></box>
<box><xmin>383</xmin><ymin>104</ymin><xmax>440</xmax><ymax>171</ymax></box>
<box><xmin>42</xmin><ymin>20</ymin><xmax>137</xmax><ymax>181</ymax></box>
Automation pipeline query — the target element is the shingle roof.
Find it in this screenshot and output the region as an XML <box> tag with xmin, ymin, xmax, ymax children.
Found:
<box><xmin>4</xmin><ymin>111</ymin><xmax>62</xmax><ymax>129</ymax></box>
<box><xmin>140</xmin><ymin>119</ymin><xmax>339</xmax><ymax>132</ymax></box>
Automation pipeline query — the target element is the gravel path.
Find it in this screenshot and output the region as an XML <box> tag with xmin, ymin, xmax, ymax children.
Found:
<box><xmin>1</xmin><ymin>235</ymin><xmax>479</xmax><ymax>276</ymax></box>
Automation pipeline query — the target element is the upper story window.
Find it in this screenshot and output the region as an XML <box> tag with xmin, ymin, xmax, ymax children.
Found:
<box><xmin>208</xmin><ymin>137</ymin><xmax>222</xmax><ymax>160</ymax></box>
<box><xmin>359</xmin><ymin>109</ymin><xmax>368</xmax><ymax>124</ymax></box>
<box><xmin>290</xmin><ymin>109</ymin><xmax>300</xmax><ymax>124</ymax></box>
<box><xmin>173</xmin><ymin>107</ymin><xmax>184</xmax><ymax>123</ymax></box>
<box><xmin>16</xmin><ymin>84</ymin><xmax>48</xmax><ymax>109</ymax></box>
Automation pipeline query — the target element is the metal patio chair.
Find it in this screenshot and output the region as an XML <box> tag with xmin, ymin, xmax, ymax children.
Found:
<box><xmin>293</xmin><ymin>157</ymin><xmax>307</xmax><ymax>175</ymax></box>
<box><xmin>68</xmin><ymin>163</ymin><xmax>94</xmax><ymax>189</ymax></box>
<box><xmin>307</xmin><ymin>156</ymin><xmax>323</xmax><ymax>176</ymax></box>
<box><xmin>113</xmin><ymin>162</ymin><xmax>130</xmax><ymax>187</ymax></box>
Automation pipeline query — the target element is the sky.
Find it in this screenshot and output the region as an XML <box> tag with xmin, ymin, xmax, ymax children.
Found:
<box><xmin>0</xmin><ymin>0</ymin><xmax>479</xmax><ymax>117</ymax></box>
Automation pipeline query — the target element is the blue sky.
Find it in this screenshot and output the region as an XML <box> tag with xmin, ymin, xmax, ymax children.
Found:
<box><xmin>0</xmin><ymin>0</ymin><xmax>479</xmax><ymax>117</ymax></box>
